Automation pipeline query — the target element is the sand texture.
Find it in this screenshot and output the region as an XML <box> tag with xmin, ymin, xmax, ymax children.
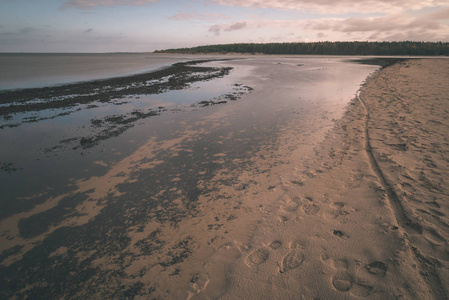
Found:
<box><xmin>222</xmin><ymin>58</ymin><xmax>449</xmax><ymax>299</ymax></box>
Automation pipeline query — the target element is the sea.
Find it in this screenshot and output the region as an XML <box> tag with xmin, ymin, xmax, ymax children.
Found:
<box><xmin>0</xmin><ymin>53</ymin><xmax>203</xmax><ymax>91</ymax></box>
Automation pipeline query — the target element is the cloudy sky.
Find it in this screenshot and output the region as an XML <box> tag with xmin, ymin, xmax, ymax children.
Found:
<box><xmin>1</xmin><ymin>0</ymin><xmax>448</xmax><ymax>52</ymax></box>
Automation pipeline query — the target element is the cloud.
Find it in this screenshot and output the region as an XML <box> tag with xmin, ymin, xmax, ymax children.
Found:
<box><xmin>317</xmin><ymin>13</ymin><xmax>449</xmax><ymax>40</ymax></box>
<box><xmin>380</xmin><ymin>29</ymin><xmax>449</xmax><ymax>41</ymax></box>
<box><xmin>84</xmin><ymin>28</ymin><xmax>93</xmax><ymax>33</ymax></box>
<box><xmin>62</xmin><ymin>0</ymin><xmax>160</xmax><ymax>10</ymax></box>
<box><xmin>431</xmin><ymin>7</ymin><xmax>449</xmax><ymax>19</ymax></box>
<box><xmin>210</xmin><ymin>0</ymin><xmax>447</xmax><ymax>14</ymax></box>
<box><xmin>207</xmin><ymin>9</ymin><xmax>449</xmax><ymax>42</ymax></box>
<box><xmin>208</xmin><ymin>22</ymin><xmax>248</xmax><ymax>36</ymax></box>
<box><xmin>226</xmin><ymin>22</ymin><xmax>247</xmax><ymax>31</ymax></box>
<box><xmin>169</xmin><ymin>12</ymin><xmax>229</xmax><ymax>21</ymax></box>
<box><xmin>307</xmin><ymin>14</ymin><xmax>447</xmax><ymax>36</ymax></box>
<box><xmin>208</xmin><ymin>25</ymin><xmax>221</xmax><ymax>36</ymax></box>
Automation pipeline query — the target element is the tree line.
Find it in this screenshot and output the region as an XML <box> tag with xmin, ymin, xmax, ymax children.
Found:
<box><xmin>155</xmin><ymin>41</ymin><xmax>449</xmax><ymax>56</ymax></box>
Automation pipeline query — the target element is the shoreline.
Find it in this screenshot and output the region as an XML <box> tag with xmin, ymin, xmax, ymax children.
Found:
<box><xmin>2</xmin><ymin>57</ymin><xmax>448</xmax><ymax>298</ymax></box>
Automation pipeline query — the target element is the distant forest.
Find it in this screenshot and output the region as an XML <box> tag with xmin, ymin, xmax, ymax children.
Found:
<box><xmin>155</xmin><ymin>41</ymin><xmax>449</xmax><ymax>56</ymax></box>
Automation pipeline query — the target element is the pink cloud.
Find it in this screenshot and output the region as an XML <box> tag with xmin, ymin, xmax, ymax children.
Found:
<box><xmin>210</xmin><ymin>0</ymin><xmax>448</xmax><ymax>14</ymax></box>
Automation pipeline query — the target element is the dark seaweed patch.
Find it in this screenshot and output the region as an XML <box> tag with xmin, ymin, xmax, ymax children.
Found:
<box><xmin>0</xmin><ymin>162</ymin><xmax>22</xmax><ymax>174</ymax></box>
<box><xmin>0</xmin><ymin>60</ymin><xmax>232</xmax><ymax>117</ymax></box>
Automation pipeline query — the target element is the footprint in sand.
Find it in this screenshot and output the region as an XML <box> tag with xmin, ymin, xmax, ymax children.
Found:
<box><xmin>301</xmin><ymin>197</ymin><xmax>320</xmax><ymax>215</ymax></box>
<box><xmin>324</xmin><ymin>202</ymin><xmax>345</xmax><ymax>219</ymax></box>
<box><xmin>290</xmin><ymin>240</ymin><xmax>305</xmax><ymax>249</ymax></box>
<box><xmin>365</xmin><ymin>261</ymin><xmax>388</xmax><ymax>278</ymax></box>
<box><xmin>269</xmin><ymin>240</ymin><xmax>283</xmax><ymax>250</ymax></box>
<box><xmin>280</xmin><ymin>240</ymin><xmax>305</xmax><ymax>273</ymax></box>
<box><xmin>333</xmin><ymin>271</ymin><xmax>353</xmax><ymax>291</ymax></box>
<box><xmin>333</xmin><ymin>230</ymin><xmax>350</xmax><ymax>239</ymax></box>
<box><xmin>246</xmin><ymin>248</ymin><xmax>270</xmax><ymax>267</ymax></box>
<box><xmin>333</xmin><ymin>259</ymin><xmax>349</xmax><ymax>269</ymax></box>
<box><xmin>324</xmin><ymin>202</ymin><xmax>346</xmax><ymax>219</ymax></box>
<box><xmin>331</xmin><ymin>259</ymin><xmax>374</xmax><ymax>297</ymax></box>
<box><xmin>332</xmin><ymin>259</ymin><xmax>353</xmax><ymax>292</ymax></box>
<box><xmin>280</xmin><ymin>251</ymin><xmax>304</xmax><ymax>273</ymax></box>
<box><xmin>246</xmin><ymin>240</ymin><xmax>284</xmax><ymax>268</ymax></box>
<box><xmin>332</xmin><ymin>202</ymin><xmax>345</xmax><ymax>209</ymax></box>
<box><xmin>279</xmin><ymin>195</ymin><xmax>300</xmax><ymax>213</ymax></box>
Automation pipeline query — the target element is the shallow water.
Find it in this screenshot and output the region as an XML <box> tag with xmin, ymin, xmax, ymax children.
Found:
<box><xmin>0</xmin><ymin>54</ymin><xmax>378</xmax><ymax>220</ymax></box>
<box><xmin>0</xmin><ymin>53</ymin><xmax>204</xmax><ymax>91</ymax></box>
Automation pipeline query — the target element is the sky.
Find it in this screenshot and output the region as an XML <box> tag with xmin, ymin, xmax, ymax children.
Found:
<box><xmin>0</xmin><ymin>0</ymin><xmax>448</xmax><ymax>52</ymax></box>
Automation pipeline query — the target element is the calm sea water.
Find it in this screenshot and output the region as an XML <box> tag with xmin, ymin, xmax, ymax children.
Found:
<box><xmin>0</xmin><ymin>53</ymin><xmax>202</xmax><ymax>90</ymax></box>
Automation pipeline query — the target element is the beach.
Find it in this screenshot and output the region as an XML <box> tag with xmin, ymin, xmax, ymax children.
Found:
<box><xmin>222</xmin><ymin>58</ymin><xmax>449</xmax><ymax>299</ymax></box>
<box><xmin>1</xmin><ymin>56</ymin><xmax>448</xmax><ymax>299</ymax></box>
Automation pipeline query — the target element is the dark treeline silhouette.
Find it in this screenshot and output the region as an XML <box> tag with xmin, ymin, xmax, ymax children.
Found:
<box><xmin>155</xmin><ymin>41</ymin><xmax>449</xmax><ymax>56</ymax></box>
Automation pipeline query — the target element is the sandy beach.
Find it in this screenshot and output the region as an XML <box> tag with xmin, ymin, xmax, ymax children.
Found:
<box><xmin>1</xmin><ymin>57</ymin><xmax>448</xmax><ymax>299</ymax></box>
<box><xmin>221</xmin><ymin>58</ymin><xmax>449</xmax><ymax>299</ymax></box>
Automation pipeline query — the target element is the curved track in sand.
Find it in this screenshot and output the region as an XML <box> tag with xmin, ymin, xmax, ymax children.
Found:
<box><xmin>358</xmin><ymin>79</ymin><xmax>448</xmax><ymax>299</ymax></box>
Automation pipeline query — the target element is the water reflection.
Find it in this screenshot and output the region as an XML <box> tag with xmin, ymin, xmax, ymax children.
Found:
<box><xmin>0</xmin><ymin>56</ymin><xmax>378</xmax><ymax>218</ymax></box>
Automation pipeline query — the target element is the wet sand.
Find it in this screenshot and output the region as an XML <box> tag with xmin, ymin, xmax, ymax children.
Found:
<box><xmin>1</xmin><ymin>57</ymin><xmax>448</xmax><ymax>299</ymax></box>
